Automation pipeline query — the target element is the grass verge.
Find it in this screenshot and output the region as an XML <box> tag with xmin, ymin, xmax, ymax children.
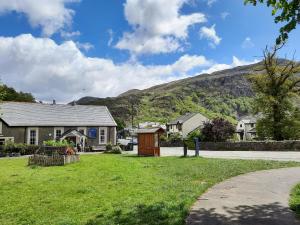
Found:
<box><xmin>0</xmin><ymin>154</ymin><xmax>299</xmax><ymax>225</ymax></box>
<box><xmin>290</xmin><ymin>183</ymin><xmax>300</xmax><ymax>217</ymax></box>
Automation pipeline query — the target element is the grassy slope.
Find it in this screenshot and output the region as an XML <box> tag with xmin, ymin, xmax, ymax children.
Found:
<box><xmin>290</xmin><ymin>183</ymin><xmax>300</xmax><ymax>217</ymax></box>
<box><xmin>0</xmin><ymin>155</ymin><xmax>299</xmax><ymax>225</ymax></box>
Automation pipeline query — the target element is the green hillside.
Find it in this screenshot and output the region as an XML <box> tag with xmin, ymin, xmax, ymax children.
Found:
<box><xmin>76</xmin><ymin>62</ymin><xmax>265</xmax><ymax>125</ymax></box>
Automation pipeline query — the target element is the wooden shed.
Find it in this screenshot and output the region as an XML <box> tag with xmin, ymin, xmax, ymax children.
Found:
<box><xmin>137</xmin><ymin>128</ymin><xmax>164</xmax><ymax>156</ymax></box>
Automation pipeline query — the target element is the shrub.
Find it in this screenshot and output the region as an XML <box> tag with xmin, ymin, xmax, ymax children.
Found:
<box><xmin>3</xmin><ymin>141</ymin><xmax>39</xmax><ymax>155</ymax></box>
<box><xmin>106</xmin><ymin>143</ymin><xmax>113</xmax><ymax>151</ymax></box>
<box><xmin>104</xmin><ymin>145</ymin><xmax>122</xmax><ymax>154</ymax></box>
<box><xmin>43</xmin><ymin>140</ymin><xmax>72</xmax><ymax>147</ymax></box>
<box><xmin>184</xmin><ymin>129</ymin><xmax>201</xmax><ymax>150</ymax></box>
<box><xmin>168</xmin><ymin>133</ymin><xmax>182</xmax><ymax>142</ymax></box>
<box><xmin>201</xmin><ymin>118</ymin><xmax>235</xmax><ymax>142</ymax></box>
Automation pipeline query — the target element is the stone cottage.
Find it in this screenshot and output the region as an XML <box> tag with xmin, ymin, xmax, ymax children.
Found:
<box><xmin>0</xmin><ymin>102</ymin><xmax>117</xmax><ymax>150</ymax></box>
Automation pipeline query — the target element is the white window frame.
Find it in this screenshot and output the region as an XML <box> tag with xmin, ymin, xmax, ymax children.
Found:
<box><xmin>27</xmin><ymin>128</ymin><xmax>39</xmax><ymax>145</ymax></box>
<box><xmin>77</xmin><ymin>127</ymin><xmax>87</xmax><ymax>135</ymax></box>
<box><xmin>0</xmin><ymin>121</ymin><xmax>2</xmax><ymax>134</ymax></box>
<box><xmin>99</xmin><ymin>127</ymin><xmax>107</xmax><ymax>144</ymax></box>
<box><xmin>54</xmin><ymin>127</ymin><xmax>64</xmax><ymax>140</ymax></box>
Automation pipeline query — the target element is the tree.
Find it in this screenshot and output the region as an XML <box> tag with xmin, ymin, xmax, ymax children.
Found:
<box><xmin>250</xmin><ymin>44</ymin><xmax>300</xmax><ymax>140</ymax></box>
<box><xmin>115</xmin><ymin>118</ymin><xmax>126</xmax><ymax>131</ymax></box>
<box><xmin>244</xmin><ymin>0</ymin><xmax>300</xmax><ymax>44</ymax></box>
<box><xmin>0</xmin><ymin>84</ymin><xmax>35</xmax><ymax>102</ymax></box>
<box><xmin>201</xmin><ymin>118</ymin><xmax>235</xmax><ymax>142</ymax></box>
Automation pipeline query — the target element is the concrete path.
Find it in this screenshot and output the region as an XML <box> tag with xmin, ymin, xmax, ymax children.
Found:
<box><xmin>125</xmin><ymin>147</ymin><xmax>300</xmax><ymax>162</ymax></box>
<box><xmin>186</xmin><ymin>167</ymin><xmax>300</xmax><ymax>225</ymax></box>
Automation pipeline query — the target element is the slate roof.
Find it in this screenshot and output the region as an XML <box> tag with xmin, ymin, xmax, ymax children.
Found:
<box><xmin>0</xmin><ymin>102</ymin><xmax>117</xmax><ymax>127</ymax></box>
<box><xmin>167</xmin><ymin>113</ymin><xmax>198</xmax><ymax>125</ymax></box>
<box><xmin>239</xmin><ymin>115</ymin><xmax>257</xmax><ymax>123</ymax></box>
<box><xmin>137</xmin><ymin>128</ymin><xmax>164</xmax><ymax>134</ymax></box>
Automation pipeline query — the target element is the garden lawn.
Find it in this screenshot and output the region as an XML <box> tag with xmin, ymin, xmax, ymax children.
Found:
<box><xmin>290</xmin><ymin>183</ymin><xmax>300</xmax><ymax>217</ymax></box>
<box><xmin>0</xmin><ymin>155</ymin><xmax>299</xmax><ymax>225</ymax></box>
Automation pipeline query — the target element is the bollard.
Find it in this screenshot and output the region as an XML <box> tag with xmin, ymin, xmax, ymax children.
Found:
<box><xmin>183</xmin><ymin>143</ymin><xmax>187</xmax><ymax>157</ymax></box>
<box><xmin>194</xmin><ymin>137</ymin><xmax>199</xmax><ymax>157</ymax></box>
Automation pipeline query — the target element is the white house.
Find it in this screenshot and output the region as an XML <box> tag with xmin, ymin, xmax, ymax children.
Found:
<box><xmin>236</xmin><ymin>116</ymin><xmax>257</xmax><ymax>141</ymax></box>
<box><xmin>166</xmin><ymin>113</ymin><xmax>208</xmax><ymax>138</ymax></box>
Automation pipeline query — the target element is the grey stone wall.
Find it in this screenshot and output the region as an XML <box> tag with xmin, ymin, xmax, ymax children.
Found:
<box><xmin>200</xmin><ymin>141</ymin><xmax>300</xmax><ymax>151</ymax></box>
<box><xmin>1</xmin><ymin>124</ymin><xmax>116</xmax><ymax>147</ymax></box>
<box><xmin>2</xmin><ymin>122</ymin><xmax>26</xmax><ymax>143</ymax></box>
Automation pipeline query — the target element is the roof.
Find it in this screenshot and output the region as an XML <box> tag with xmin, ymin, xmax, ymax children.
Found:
<box><xmin>137</xmin><ymin>127</ymin><xmax>164</xmax><ymax>134</ymax></box>
<box><xmin>61</xmin><ymin>129</ymin><xmax>88</xmax><ymax>139</ymax></box>
<box><xmin>167</xmin><ymin>113</ymin><xmax>198</xmax><ymax>125</ymax></box>
<box><xmin>0</xmin><ymin>102</ymin><xmax>117</xmax><ymax>127</ymax></box>
<box><xmin>239</xmin><ymin>115</ymin><xmax>257</xmax><ymax>124</ymax></box>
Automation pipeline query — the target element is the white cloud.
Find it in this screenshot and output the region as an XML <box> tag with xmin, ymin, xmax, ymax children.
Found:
<box><xmin>221</xmin><ymin>12</ymin><xmax>230</xmax><ymax>20</ymax></box>
<box><xmin>201</xmin><ymin>56</ymin><xmax>259</xmax><ymax>74</ymax></box>
<box><xmin>0</xmin><ymin>34</ymin><xmax>212</xmax><ymax>102</ymax></box>
<box><xmin>200</xmin><ymin>24</ymin><xmax>221</xmax><ymax>48</ymax></box>
<box><xmin>242</xmin><ymin>37</ymin><xmax>255</xmax><ymax>49</ymax></box>
<box><xmin>207</xmin><ymin>0</ymin><xmax>217</xmax><ymax>7</ymax></box>
<box><xmin>116</xmin><ymin>0</ymin><xmax>207</xmax><ymax>55</ymax></box>
<box><xmin>75</xmin><ymin>42</ymin><xmax>94</xmax><ymax>51</ymax></box>
<box><xmin>61</xmin><ymin>30</ymin><xmax>81</xmax><ymax>39</ymax></box>
<box><xmin>107</xmin><ymin>29</ymin><xmax>114</xmax><ymax>47</ymax></box>
<box><xmin>0</xmin><ymin>0</ymin><xmax>80</xmax><ymax>36</ymax></box>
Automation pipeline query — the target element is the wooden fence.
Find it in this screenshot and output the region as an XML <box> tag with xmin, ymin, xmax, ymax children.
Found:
<box><xmin>28</xmin><ymin>154</ymin><xmax>80</xmax><ymax>166</ymax></box>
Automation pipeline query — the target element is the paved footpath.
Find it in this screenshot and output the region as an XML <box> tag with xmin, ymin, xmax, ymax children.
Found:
<box><xmin>186</xmin><ymin>167</ymin><xmax>300</xmax><ymax>225</ymax></box>
<box><xmin>127</xmin><ymin>147</ymin><xmax>300</xmax><ymax>162</ymax></box>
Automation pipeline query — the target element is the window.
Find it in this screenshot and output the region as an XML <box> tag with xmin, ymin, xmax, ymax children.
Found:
<box><xmin>99</xmin><ymin>127</ymin><xmax>107</xmax><ymax>144</ymax></box>
<box><xmin>240</xmin><ymin>124</ymin><xmax>243</xmax><ymax>128</ymax></box>
<box><xmin>0</xmin><ymin>138</ymin><xmax>5</xmax><ymax>146</ymax></box>
<box><xmin>27</xmin><ymin>128</ymin><xmax>38</xmax><ymax>145</ymax></box>
<box><xmin>251</xmin><ymin>123</ymin><xmax>254</xmax><ymax>128</ymax></box>
<box><xmin>88</xmin><ymin>128</ymin><xmax>97</xmax><ymax>139</ymax></box>
<box><xmin>0</xmin><ymin>121</ymin><xmax>2</xmax><ymax>134</ymax></box>
<box><xmin>54</xmin><ymin>127</ymin><xmax>64</xmax><ymax>140</ymax></box>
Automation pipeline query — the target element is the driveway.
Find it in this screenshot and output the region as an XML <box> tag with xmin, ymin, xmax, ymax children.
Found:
<box><xmin>125</xmin><ymin>147</ymin><xmax>300</xmax><ymax>162</ymax></box>
<box><xmin>186</xmin><ymin>167</ymin><xmax>300</xmax><ymax>225</ymax></box>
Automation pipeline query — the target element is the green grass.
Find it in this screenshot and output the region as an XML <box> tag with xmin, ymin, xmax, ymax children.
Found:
<box><xmin>290</xmin><ymin>183</ymin><xmax>300</xmax><ymax>217</ymax></box>
<box><xmin>0</xmin><ymin>155</ymin><xmax>299</xmax><ymax>225</ymax></box>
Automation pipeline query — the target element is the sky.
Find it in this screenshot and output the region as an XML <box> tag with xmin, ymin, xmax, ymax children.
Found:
<box><xmin>0</xmin><ymin>0</ymin><xmax>299</xmax><ymax>103</ymax></box>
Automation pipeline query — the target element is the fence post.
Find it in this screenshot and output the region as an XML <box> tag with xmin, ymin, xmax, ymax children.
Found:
<box><xmin>194</xmin><ymin>137</ymin><xmax>200</xmax><ymax>157</ymax></box>
<box><xmin>183</xmin><ymin>142</ymin><xmax>187</xmax><ymax>157</ymax></box>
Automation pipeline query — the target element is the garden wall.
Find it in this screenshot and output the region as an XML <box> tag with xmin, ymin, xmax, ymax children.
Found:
<box><xmin>199</xmin><ymin>141</ymin><xmax>300</xmax><ymax>151</ymax></box>
<box><xmin>28</xmin><ymin>154</ymin><xmax>80</xmax><ymax>166</ymax></box>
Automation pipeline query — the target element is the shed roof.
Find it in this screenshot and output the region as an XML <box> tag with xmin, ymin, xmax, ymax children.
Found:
<box><xmin>167</xmin><ymin>113</ymin><xmax>198</xmax><ymax>125</ymax></box>
<box><xmin>0</xmin><ymin>102</ymin><xmax>117</xmax><ymax>127</ymax></box>
<box><xmin>137</xmin><ymin>128</ymin><xmax>164</xmax><ymax>134</ymax></box>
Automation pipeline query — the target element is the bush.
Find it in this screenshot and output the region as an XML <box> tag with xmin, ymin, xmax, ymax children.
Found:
<box><xmin>104</xmin><ymin>145</ymin><xmax>122</xmax><ymax>154</ymax></box>
<box><xmin>168</xmin><ymin>133</ymin><xmax>182</xmax><ymax>142</ymax></box>
<box><xmin>184</xmin><ymin>130</ymin><xmax>201</xmax><ymax>150</ymax></box>
<box><xmin>3</xmin><ymin>141</ymin><xmax>39</xmax><ymax>156</ymax></box>
<box><xmin>43</xmin><ymin>140</ymin><xmax>73</xmax><ymax>147</ymax></box>
<box><xmin>106</xmin><ymin>143</ymin><xmax>113</xmax><ymax>151</ymax></box>
<box><xmin>202</xmin><ymin>118</ymin><xmax>235</xmax><ymax>142</ymax></box>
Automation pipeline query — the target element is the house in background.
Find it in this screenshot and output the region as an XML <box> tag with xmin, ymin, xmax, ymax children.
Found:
<box><xmin>236</xmin><ymin>116</ymin><xmax>257</xmax><ymax>141</ymax></box>
<box><xmin>166</xmin><ymin>113</ymin><xmax>208</xmax><ymax>138</ymax></box>
<box><xmin>0</xmin><ymin>102</ymin><xmax>117</xmax><ymax>150</ymax></box>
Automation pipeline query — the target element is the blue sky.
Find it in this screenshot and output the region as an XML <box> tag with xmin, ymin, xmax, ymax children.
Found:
<box><xmin>0</xmin><ymin>0</ymin><xmax>299</xmax><ymax>102</ymax></box>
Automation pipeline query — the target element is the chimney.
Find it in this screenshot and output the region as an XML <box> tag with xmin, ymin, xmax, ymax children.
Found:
<box><xmin>52</xmin><ymin>100</ymin><xmax>56</xmax><ymax>105</ymax></box>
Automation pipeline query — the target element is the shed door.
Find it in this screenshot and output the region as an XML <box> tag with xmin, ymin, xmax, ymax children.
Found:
<box><xmin>139</xmin><ymin>134</ymin><xmax>154</xmax><ymax>155</ymax></box>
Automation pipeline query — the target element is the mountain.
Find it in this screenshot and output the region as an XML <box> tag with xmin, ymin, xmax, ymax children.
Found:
<box><xmin>75</xmin><ymin>62</ymin><xmax>268</xmax><ymax>125</ymax></box>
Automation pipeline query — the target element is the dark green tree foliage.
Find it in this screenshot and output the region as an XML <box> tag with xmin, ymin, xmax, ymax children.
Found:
<box><xmin>115</xmin><ymin>118</ymin><xmax>126</xmax><ymax>131</ymax></box>
<box><xmin>201</xmin><ymin>118</ymin><xmax>235</xmax><ymax>142</ymax></box>
<box><xmin>245</xmin><ymin>0</ymin><xmax>300</xmax><ymax>44</ymax></box>
<box><xmin>250</xmin><ymin>45</ymin><xmax>300</xmax><ymax>140</ymax></box>
<box><xmin>0</xmin><ymin>84</ymin><xmax>35</xmax><ymax>102</ymax></box>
